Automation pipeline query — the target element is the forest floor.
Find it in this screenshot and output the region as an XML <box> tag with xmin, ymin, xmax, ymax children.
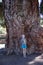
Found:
<box><xmin>0</xmin><ymin>52</ymin><xmax>43</xmax><ymax>65</ymax></box>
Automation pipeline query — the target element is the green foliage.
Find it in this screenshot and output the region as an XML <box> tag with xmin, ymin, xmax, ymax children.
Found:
<box><xmin>40</xmin><ymin>1</ymin><xmax>43</xmax><ymax>15</ymax></box>
<box><xmin>0</xmin><ymin>16</ymin><xmax>6</xmax><ymax>34</ymax></box>
<box><xmin>0</xmin><ymin>4</ymin><xmax>5</xmax><ymax>27</ymax></box>
<box><xmin>0</xmin><ymin>18</ymin><xmax>5</xmax><ymax>27</ymax></box>
<box><xmin>0</xmin><ymin>25</ymin><xmax>6</xmax><ymax>34</ymax></box>
<box><xmin>40</xmin><ymin>19</ymin><xmax>43</xmax><ymax>27</ymax></box>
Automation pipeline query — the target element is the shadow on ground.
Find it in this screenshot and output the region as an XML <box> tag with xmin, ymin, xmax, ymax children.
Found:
<box><xmin>0</xmin><ymin>51</ymin><xmax>43</xmax><ymax>65</ymax></box>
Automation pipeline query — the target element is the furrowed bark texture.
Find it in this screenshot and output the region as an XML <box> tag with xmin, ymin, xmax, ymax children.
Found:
<box><xmin>3</xmin><ymin>0</ymin><xmax>43</xmax><ymax>55</ymax></box>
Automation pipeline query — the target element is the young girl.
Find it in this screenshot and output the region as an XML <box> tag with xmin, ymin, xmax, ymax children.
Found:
<box><xmin>20</xmin><ymin>34</ymin><xmax>27</xmax><ymax>58</ymax></box>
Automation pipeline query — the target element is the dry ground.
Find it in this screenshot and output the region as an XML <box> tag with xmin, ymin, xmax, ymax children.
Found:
<box><xmin>0</xmin><ymin>52</ymin><xmax>43</xmax><ymax>65</ymax></box>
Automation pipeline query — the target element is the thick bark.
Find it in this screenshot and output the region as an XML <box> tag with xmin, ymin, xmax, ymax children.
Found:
<box><xmin>3</xmin><ymin>0</ymin><xmax>43</xmax><ymax>55</ymax></box>
<box><xmin>2</xmin><ymin>0</ymin><xmax>14</xmax><ymax>54</ymax></box>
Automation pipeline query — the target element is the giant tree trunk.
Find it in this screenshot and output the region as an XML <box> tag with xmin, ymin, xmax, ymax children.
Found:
<box><xmin>3</xmin><ymin>0</ymin><xmax>43</xmax><ymax>55</ymax></box>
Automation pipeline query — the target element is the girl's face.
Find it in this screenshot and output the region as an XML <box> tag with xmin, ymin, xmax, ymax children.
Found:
<box><xmin>22</xmin><ymin>35</ymin><xmax>25</xmax><ymax>38</ymax></box>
